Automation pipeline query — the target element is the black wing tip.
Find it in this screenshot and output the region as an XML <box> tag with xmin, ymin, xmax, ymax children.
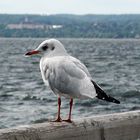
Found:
<box><xmin>91</xmin><ymin>80</ymin><xmax>121</xmax><ymax>104</ymax></box>
<box><xmin>113</xmin><ymin>99</ymin><xmax>120</xmax><ymax>104</ymax></box>
<box><xmin>108</xmin><ymin>95</ymin><xmax>120</xmax><ymax>104</ymax></box>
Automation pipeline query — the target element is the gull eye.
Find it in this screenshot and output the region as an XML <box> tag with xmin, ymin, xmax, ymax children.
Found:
<box><xmin>51</xmin><ymin>46</ymin><xmax>55</xmax><ymax>50</ymax></box>
<box><xmin>42</xmin><ymin>45</ymin><xmax>48</xmax><ymax>51</ymax></box>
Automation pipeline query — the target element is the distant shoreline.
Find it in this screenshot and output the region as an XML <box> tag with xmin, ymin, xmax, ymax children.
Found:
<box><xmin>0</xmin><ymin>14</ymin><xmax>140</xmax><ymax>38</ymax></box>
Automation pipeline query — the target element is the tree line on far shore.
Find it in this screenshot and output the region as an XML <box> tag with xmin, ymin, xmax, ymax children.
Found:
<box><xmin>0</xmin><ymin>14</ymin><xmax>140</xmax><ymax>38</ymax></box>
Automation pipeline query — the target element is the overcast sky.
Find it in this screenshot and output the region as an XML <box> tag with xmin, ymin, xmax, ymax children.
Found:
<box><xmin>0</xmin><ymin>0</ymin><xmax>140</xmax><ymax>15</ymax></box>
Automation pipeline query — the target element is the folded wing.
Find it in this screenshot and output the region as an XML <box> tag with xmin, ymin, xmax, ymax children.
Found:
<box><xmin>48</xmin><ymin>57</ymin><xmax>96</xmax><ymax>99</ymax></box>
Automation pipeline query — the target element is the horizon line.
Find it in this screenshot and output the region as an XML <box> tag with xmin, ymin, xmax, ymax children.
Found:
<box><xmin>1</xmin><ymin>13</ymin><xmax>140</xmax><ymax>16</ymax></box>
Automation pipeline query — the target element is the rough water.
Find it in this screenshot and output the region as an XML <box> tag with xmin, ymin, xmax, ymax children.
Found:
<box><xmin>0</xmin><ymin>38</ymin><xmax>140</xmax><ymax>129</ymax></box>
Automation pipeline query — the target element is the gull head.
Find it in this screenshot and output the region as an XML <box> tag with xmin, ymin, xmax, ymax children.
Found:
<box><xmin>25</xmin><ymin>39</ymin><xmax>67</xmax><ymax>57</ymax></box>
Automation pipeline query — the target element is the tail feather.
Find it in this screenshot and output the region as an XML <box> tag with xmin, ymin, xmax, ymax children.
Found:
<box><xmin>91</xmin><ymin>80</ymin><xmax>120</xmax><ymax>104</ymax></box>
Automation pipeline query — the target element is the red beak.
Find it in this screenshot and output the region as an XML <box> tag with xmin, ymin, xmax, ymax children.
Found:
<box><xmin>25</xmin><ymin>50</ymin><xmax>40</xmax><ymax>56</ymax></box>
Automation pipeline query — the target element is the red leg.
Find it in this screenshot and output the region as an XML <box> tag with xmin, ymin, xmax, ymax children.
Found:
<box><xmin>63</xmin><ymin>98</ymin><xmax>73</xmax><ymax>123</ymax></box>
<box><xmin>52</xmin><ymin>97</ymin><xmax>62</xmax><ymax>122</ymax></box>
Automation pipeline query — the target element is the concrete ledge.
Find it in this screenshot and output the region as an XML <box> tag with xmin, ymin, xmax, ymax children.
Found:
<box><xmin>0</xmin><ymin>110</ymin><xmax>140</xmax><ymax>140</ymax></box>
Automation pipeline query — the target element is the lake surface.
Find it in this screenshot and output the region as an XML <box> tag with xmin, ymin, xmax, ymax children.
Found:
<box><xmin>0</xmin><ymin>38</ymin><xmax>140</xmax><ymax>129</ymax></box>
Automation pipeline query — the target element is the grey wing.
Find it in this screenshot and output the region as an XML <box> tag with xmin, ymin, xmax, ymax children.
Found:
<box><xmin>69</xmin><ymin>56</ymin><xmax>91</xmax><ymax>78</ymax></box>
<box><xmin>48</xmin><ymin>58</ymin><xmax>96</xmax><ymax>99</ymax></box>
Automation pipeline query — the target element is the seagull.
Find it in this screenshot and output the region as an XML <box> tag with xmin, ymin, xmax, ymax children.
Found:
<box><xmin>25</xmin><ymin>39</ymin><xmax>120</xmax><ymax>123</ymax></box>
